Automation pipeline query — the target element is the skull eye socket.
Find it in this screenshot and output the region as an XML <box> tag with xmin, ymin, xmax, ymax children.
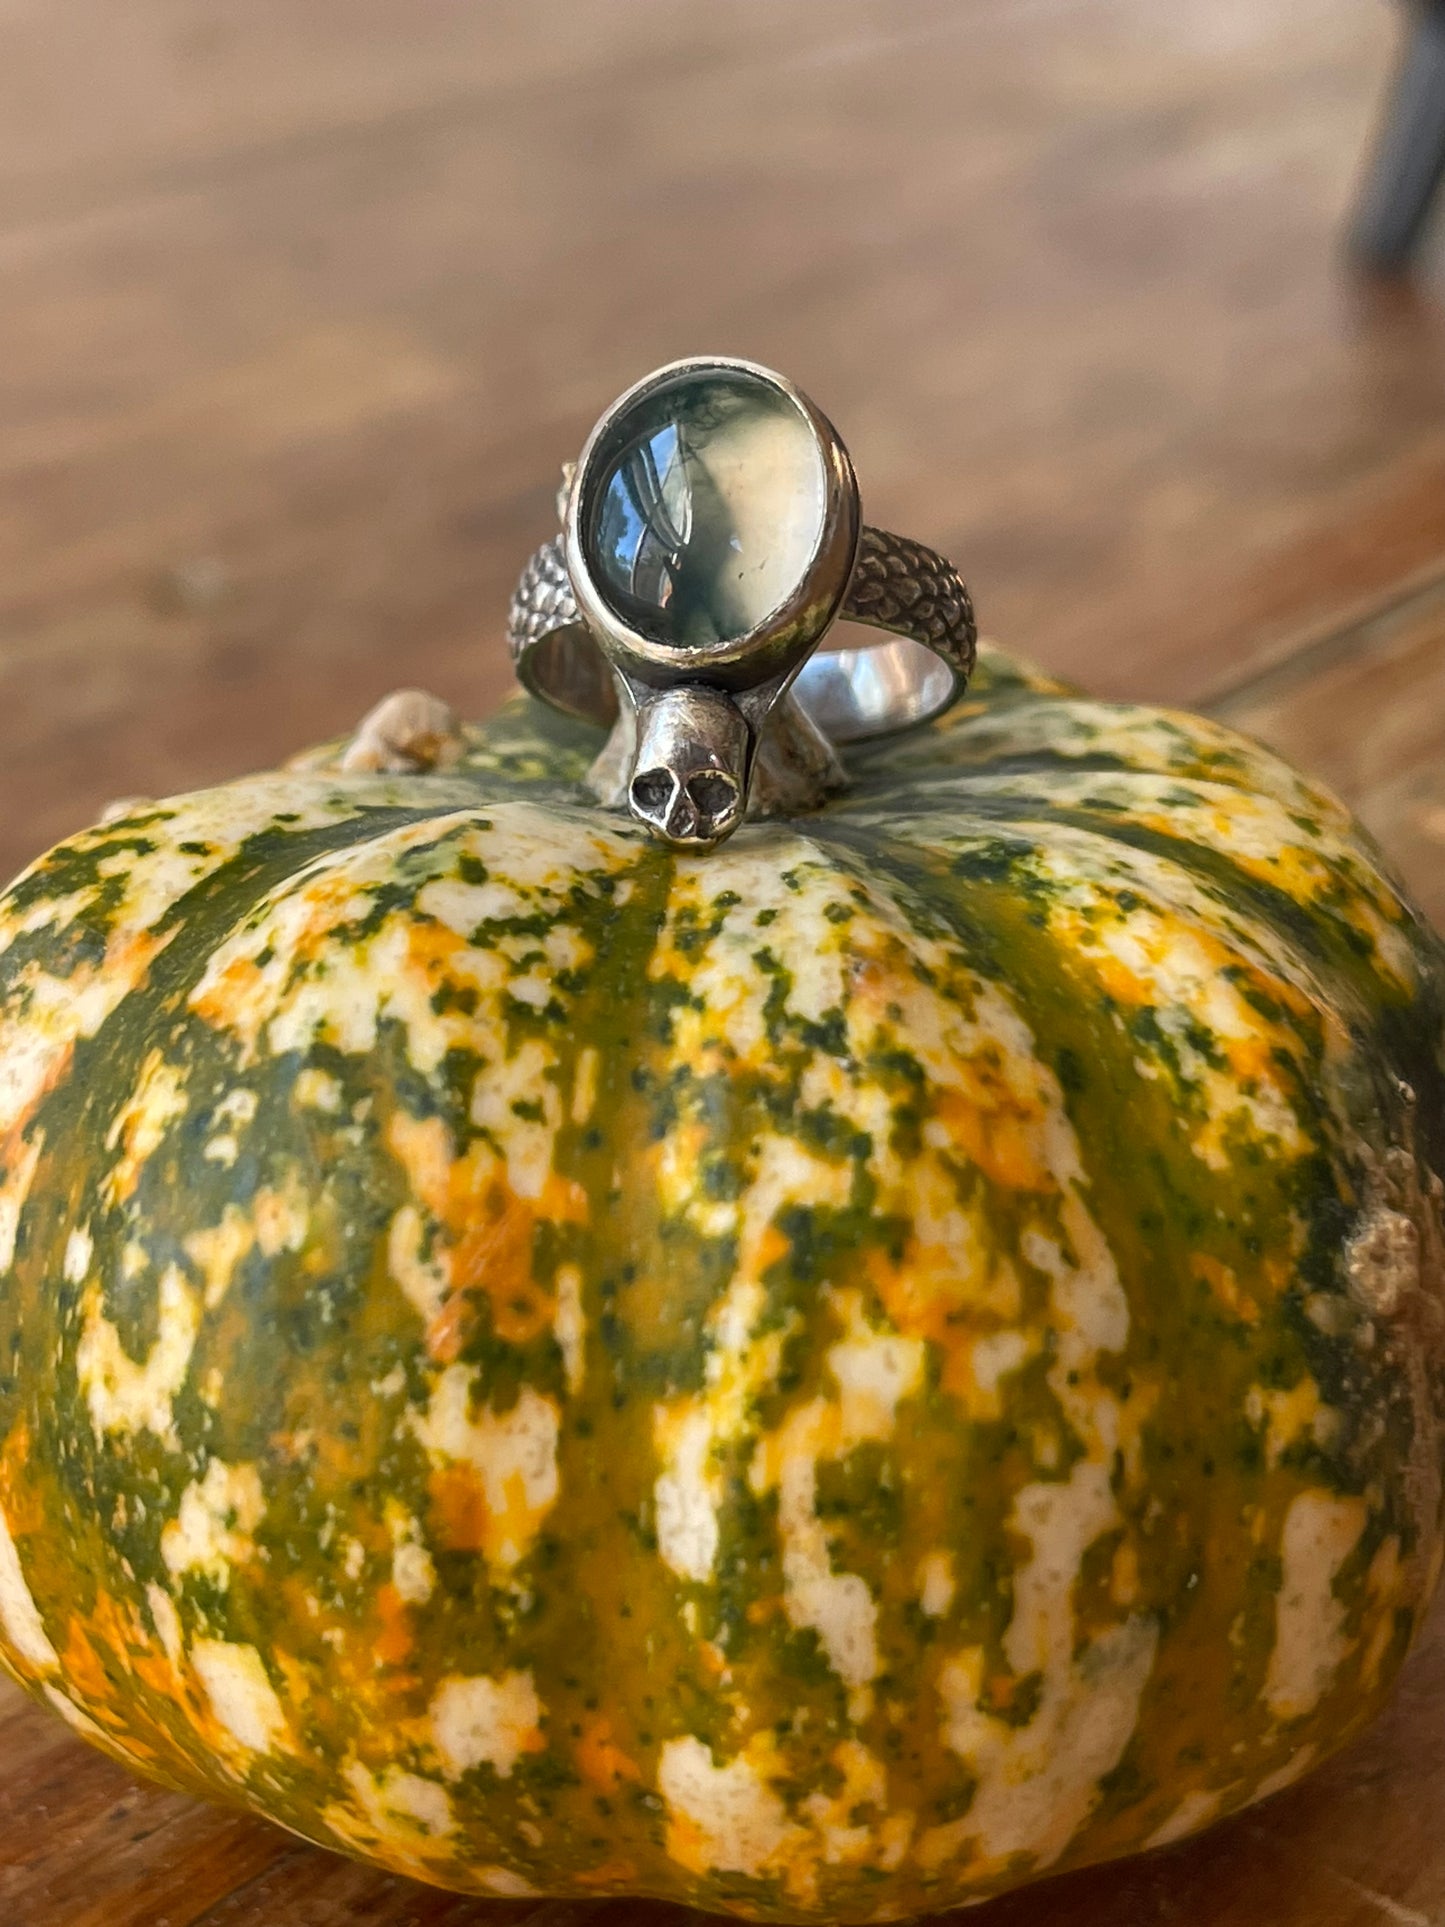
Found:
<box><xmin>630</xmin><ymin>768</ymin><xmax>678</xmax><ymax>818</ymax></box>
<box><xmin>686</xmin><ymin>771</ymin><xmax>740</xmax><ymax>824</ymax></box>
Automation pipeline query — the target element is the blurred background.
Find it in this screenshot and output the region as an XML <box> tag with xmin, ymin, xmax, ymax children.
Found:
<box><xmin>5</xmin><ymin>0</ymin><xmax>1445</xmax><ymax>903</ymax></box>
<box><xmin>8</xmin><ymin>6</ymin><xmax>1445</xmax><ymax>1923</ymax></box>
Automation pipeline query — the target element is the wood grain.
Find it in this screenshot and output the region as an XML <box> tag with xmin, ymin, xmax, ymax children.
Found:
<box><xmin>3</xmin><ymin>0</ymin><xmax>1445</xmax><ymax>889</ymax></box>
<box><xmin>1217</xmin><ymin>566</ymin><xmax>1445</xmax><ymax>932</ymax></box>
<box><xmin>4</xmin><ymin>0</ymin><xmax>1445</xmax><ymax>1922</ymax></box>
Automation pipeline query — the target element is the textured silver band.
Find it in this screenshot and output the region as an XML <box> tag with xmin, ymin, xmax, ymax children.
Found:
<box><xmin>508</xmin><ymin>527</ymin><xmax>976</xmax><ymax>745</ymax></box>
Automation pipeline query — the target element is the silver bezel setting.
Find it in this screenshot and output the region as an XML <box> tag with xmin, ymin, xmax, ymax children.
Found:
<box><xmin>563</xmin><ymin>355</ymin><xmax>862</xmax><ymax>697</ymax></box>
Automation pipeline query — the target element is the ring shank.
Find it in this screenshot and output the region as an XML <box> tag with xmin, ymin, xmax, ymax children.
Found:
<box><xmin>792</xmin><ymin>633</ymin><xmax>962</xmax><ymax>742</ymax></box>
<box><xmin>508</xmin><ymin>526</ymin><xmax>975</xmax><ymax>744</ymax></box>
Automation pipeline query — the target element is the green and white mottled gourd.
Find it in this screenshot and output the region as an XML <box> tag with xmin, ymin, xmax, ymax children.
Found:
<box><xmin>0</xmin><ymin>645</ymin><xmax>1442</xmax><ymax>1923</ymax></box>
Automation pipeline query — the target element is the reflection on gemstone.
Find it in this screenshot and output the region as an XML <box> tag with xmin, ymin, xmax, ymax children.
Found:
<box><xmin>586</xmin><ymin>368</ymin><xmax>828</xmax><ymax>650</ymax></box>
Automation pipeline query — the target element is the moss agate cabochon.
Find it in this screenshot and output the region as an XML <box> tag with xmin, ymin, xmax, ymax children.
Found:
<box><xmin>0</xmin><ymin>646</ymin><xmax>1442</xmax><ymax>1920</ymax></box>
<box><xmin>587</xmin><ymin>363</ymin><xmax>831</xmax><ymax>651</ymax></box>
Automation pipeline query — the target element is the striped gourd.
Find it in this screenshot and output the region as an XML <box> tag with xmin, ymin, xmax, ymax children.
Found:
<box><xmin>0</xmin><ymin>646</ymin><xmax>1441</xmax><ymax>1920</ymax></box>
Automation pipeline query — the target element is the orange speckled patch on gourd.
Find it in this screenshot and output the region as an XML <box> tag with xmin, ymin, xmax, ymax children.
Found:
<box><xmin>0</xmin><ymin>653</ymin><xmax>1440</xmax><ymax>1920</ymax></box>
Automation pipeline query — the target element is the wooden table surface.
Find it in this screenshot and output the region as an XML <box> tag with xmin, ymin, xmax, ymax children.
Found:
<box><xmin>4</xmin><ymin>2</ymin><xmax>1445</xmax><ymax>1922</ymax></box>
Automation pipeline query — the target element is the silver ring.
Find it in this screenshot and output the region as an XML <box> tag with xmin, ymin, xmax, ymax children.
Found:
<box><xmin>508</xmin><ymin>356</ymin><xmax>976</xmax><ymax>848</ymax></box>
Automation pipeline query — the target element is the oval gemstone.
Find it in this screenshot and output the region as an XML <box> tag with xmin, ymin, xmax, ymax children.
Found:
<box><xmin>585</xmin><ymin>366</ymin><xmax>828</xmax><ymax>650</ymax></box>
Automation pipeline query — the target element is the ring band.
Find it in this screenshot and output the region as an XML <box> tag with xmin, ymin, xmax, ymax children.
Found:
<box><xmin>510</xmin><ymin>524</ymin><xmax>975</xmax><ymax>746</ymax></box>
<box><xmin>505</xmin><ymin>357</ymin><xmax>977</xmax><ymax>848</ymax></box>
